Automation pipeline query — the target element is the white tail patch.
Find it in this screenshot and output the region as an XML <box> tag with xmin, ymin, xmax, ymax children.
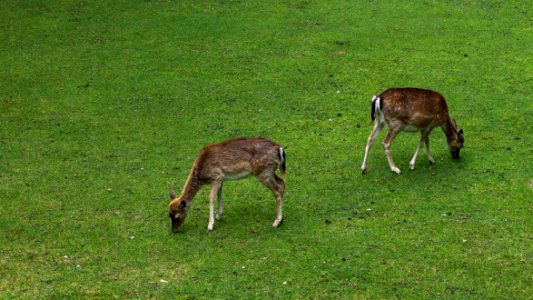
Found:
<box><xmin>372</xmin><ymin>96</ymin><xmax>383</xmax><ymax>123</ymax></box>
<box><xmin>372</xmin><ymin>96</ymin><xmax>381</xmax><ymax>112</ymax></box>
<box><xmin>279</xmin><ymin>147</ymin><xmax>285</xmax><ymax>165</ymax></box>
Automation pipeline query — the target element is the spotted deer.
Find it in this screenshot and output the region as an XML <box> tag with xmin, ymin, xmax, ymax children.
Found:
<box><xmin>361</xmin><ymin>88</ymin><xmax>464</xmax><ymax>174</ymax></box>
<box><xmin>168</xmin><ymin>137</ymin><xmax>286</xmax><ymax>233</ymax></box>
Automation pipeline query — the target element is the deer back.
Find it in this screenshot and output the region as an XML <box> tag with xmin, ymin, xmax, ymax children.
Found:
<box><xmin>195</xmin><ymin>138</ymin><xmax>283</xmax><ymax>181</ymax></box>
<box><xmin>379</xmin><ymin>88</ymin><xmax>450</xmax><ymax>130</ymax></box>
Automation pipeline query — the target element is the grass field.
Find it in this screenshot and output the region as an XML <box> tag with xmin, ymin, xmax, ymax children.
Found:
<box><xmin>1</xmin><ymin>0</ymin><xmax>532</xmax><ymax>298</ymax></box>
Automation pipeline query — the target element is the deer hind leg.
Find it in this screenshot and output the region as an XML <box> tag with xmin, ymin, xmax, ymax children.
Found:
<box><xmin>207</xmin><ymin>181</ymin><xmax>222</xmax><ymax>232</ymax></box>
<box><xmin>272</xmin><ymin>175</ymin><xmax>285</xmax><ymax>227</ymax></box>
<box><xmin>258</xmin><ymin>171</ymin><xmax>285</xmax><ymax>227</ymax></box>
<box><xmin>361</xmin><ymin>121</ymin><xmax>384</xmax><ymax>174</ymax></box>
<box><xmin>216</xmin><ymin>181</ymin><xmax>223</xmax><ymax>220</ymax></box>
<box><xmin>383</xmin><ymin>128</ymin><xmax>401</xmax><ymax>174</ymax></box>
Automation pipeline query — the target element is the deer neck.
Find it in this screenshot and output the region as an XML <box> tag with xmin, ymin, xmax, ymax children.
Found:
<box><xmin>178</xmin><ymin>168</ymin><xmax>201</xmax><ymax>203</ymax></box>
<box><xmin>443</xmin><ymin>116</ymin><xmax>458</xmax><ymax>143</ymax></box>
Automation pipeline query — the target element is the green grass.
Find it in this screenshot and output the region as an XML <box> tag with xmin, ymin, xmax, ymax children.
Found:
<box><xmin>1</xmin><ymin>0</ymin><xmax>532</xmax><ymax>298</ymax></box>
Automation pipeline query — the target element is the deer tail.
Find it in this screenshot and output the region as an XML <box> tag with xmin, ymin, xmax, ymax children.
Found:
<box><xmin>278</xmin><ymin>147</ymin><xmax>286</xmax><ymax>175</ymax></box>
<box><xmin>371</xmin><ymin>96</ymin><xmax>381</xmax><ymax>122</ymax></box>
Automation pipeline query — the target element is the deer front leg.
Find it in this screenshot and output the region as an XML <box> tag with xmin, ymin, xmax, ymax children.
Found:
<box><xmin>409</xmin><ymin>131</ymin><xmax>428</xmax><ymax>170</ymax></box>
<box><xmin>361</xmin><ymin>121</ymin><xmax>384</xmax><ymax>174</ymax></box>
<box><xmin>410</xmin><ymin>130</ymin><xmax>433</xmax><ymax>170</ymax></box>
<box><xmin>216</xmin><ymin>182</ymin><xmax>223</xmax><ymax>220</ymax></box>
<box><xmin>409</xmin><ymin>141</ymin><xmax>423</xmax><ymax>170</ymax></box>
<box><xmin>383</xmin><ymin>128</ymin><xmax>401</xmax><ymax>174</ymax></box>
<box><xmin>424</xmin><ymin>136</ymin><xmax>435</xmax><ymax>165</ymax></box>
<box><xmin>207</xmin><ymin>181</ymin><xmax>222</xmax><ymax>232</ymax></box>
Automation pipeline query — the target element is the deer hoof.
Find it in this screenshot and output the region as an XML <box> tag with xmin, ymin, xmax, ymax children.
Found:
<box><xmin>409</xmin><ymin>163</ymin><xmax>415</xmax><ymax>170</ymax></box>
<box><xmin>361</xmin><ymin>168</ymin><xmax>367</xmax><ymax>175</ymax></box>
<box><xmin>429</xmin><ymin>159</ymin><xmax>435</xmax><ymax>165</ymax></box>
<box><xmin>391</xmin><ymin>167</ymin><xmax>401</xmax><ymax>174</ymax></box>
<box><xmin>272</xmin><ymin>219</ymin><xmax>283</xmax><ymax>227</ymax></box>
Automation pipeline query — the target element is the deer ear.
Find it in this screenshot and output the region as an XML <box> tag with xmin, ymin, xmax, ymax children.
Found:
<box><xmin>452</xmin><ymin>118</ymin><xmax>457</xmax><ymax>128</ymax></box>
<box><xmin>179</xmin><ymin>201</ymin><xmax>187</xmax><ymax>209</ymax></box>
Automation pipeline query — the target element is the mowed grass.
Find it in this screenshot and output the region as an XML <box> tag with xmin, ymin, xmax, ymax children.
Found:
<box><xmin>1</xmin><ymin>0</ymin><xmax>532</xmax><ymax>298</ymax></box>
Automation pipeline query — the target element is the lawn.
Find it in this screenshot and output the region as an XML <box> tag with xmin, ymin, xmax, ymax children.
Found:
<box><xmin>0</xmin><ymin>0</ymin><xmax>531</xmax><ymax>298</ymax></box>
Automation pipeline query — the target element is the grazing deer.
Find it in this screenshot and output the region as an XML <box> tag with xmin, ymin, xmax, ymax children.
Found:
<box><xmin>361</xmin><ymin>88</ymin><xmax>464</xmax><ymax>174</ymax></box>
<box><xmin>168</xmin><ymin>137</ymin><xmax>286</xmax><ymax>233</ymax></box>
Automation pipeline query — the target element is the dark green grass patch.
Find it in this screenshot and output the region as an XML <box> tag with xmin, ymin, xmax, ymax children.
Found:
<box><xmin>1</xmin><ymin>0</ymin><xmax>531</xmax><ymax>298</ymax></box>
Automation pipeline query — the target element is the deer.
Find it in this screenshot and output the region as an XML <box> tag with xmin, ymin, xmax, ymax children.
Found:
<box><xmin>168</xmin><ymin>137</ymin><xmax>286</xmax><ymax>233</ymax></box>
<box><xmin>361</xmin><ymin>88</ymin><xmax>464</xmax><ymax>174</ymax></box>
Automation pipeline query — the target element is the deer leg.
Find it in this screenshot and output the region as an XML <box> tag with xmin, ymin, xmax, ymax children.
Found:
<box><xmin>383</xmin><ymin>128</ymin><xmax>401</xmax><ymax>174</ymax></box>
<box><xmin>272</xmin><ymin>175</ymin><xmax>285</xmax><ymax>227</ymax></box>
<box><xmin>361</xmin><ymin>121</ymin><xmax>384</xmax><ymax>174</ymax></box>
<box><xmin>216</xmin><ymin>181</ymin><xmax>223</xmax><ymax>220</ymax></box>
<box><xmin>258</xmin><ymin>172</ymin><xmax>285</xmax><ymax>227</ymax></box>
<box><xmin>425</xmin><ymin>136</ymin><xmax>435</xmax><ymax>165</ymax></box>
<box><xmin>207</xmin><ymin>181</ymin><xmax>222</xmax><ymax>232</ymax></box>
<box><xmin>410</xmin><ymin>130</ymin><xmax>432</xmax><ymax>170</ymax></box>
<box><xmin>409</xmin><ymin>131</ymin><xmax>428</xmax><ymax>170</ymax></box>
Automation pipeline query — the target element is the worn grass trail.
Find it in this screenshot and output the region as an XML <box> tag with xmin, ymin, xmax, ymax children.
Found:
<box><xmin>1</xmin><ymin>1</ymin><xmax>531</xmax><ymax>298</ymax></box>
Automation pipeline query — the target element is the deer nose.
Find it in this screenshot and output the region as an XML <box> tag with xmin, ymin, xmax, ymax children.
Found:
<box><xmin>171</xmin><ymin>217</ymin><xmax>182</xmax><ymax>233</ymax></box>
<box><xmin>172</xmin><ymin>223</ymin><xmax>181</xmax><ymax>233</ymax></box>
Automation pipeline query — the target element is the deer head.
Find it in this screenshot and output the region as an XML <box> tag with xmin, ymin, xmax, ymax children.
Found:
<box><xmin>448</xmin><ymin>119</ymin><xmax>464</xmax><ymax>159</ymax></box>
<box><xmin>168</xmin><ymin>191</ymin><xmax>189</xmax><ymax>233</ymax></box>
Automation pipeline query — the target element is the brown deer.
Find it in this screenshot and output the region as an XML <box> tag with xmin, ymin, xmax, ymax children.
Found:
<box><xmin>168</xmin><ymin>137</ymin><xmax>286</xmax><ymax>233</ymax></box>
<box><xmin>361</xmin><ymin>88</ymin><xmax>464</xmax><ymax>174</ymax></box>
